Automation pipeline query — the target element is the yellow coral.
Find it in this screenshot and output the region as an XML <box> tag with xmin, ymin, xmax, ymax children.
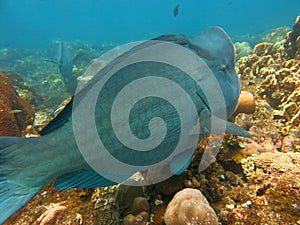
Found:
<box><xmin>253</xmin><ymin>42</ymin><xmax>274</xmax><ymax>56</ymax></box>
<box><xmin>236</xmin><ymin>33</ymin><xmax>300</xmax><ymax>133</ymax></box>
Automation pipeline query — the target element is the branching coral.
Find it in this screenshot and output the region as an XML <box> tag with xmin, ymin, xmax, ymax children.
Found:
<box><xmin>235</xmin><ymin>20</ymin><xmax>300</xmax><ymax>133</ymax></box>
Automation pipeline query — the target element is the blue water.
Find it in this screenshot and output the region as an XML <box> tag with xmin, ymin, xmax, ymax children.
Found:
<box><xmin>0</xmin><ymin>0</ymin><xmax>299</xmax><ymax>48</ymax></box>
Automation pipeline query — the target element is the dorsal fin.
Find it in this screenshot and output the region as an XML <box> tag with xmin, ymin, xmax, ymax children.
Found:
<box><xmin>152</xmin><ymin>34</ymin><xmax>190</xmax><ymax>45</ymax></box>
<box><xmin>39</xmin><ymin>97</ymin><xmax>73</xmax><ymax>136</ymax></box>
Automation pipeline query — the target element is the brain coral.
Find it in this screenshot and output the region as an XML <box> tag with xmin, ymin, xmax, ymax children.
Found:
<box><xmin>164</xmin><ymin>188</ymin><xmax>218</xmax><ymax>225</ymax></box>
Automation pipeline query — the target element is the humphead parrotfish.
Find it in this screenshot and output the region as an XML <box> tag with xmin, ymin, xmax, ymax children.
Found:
<box><xmin>0</xmin><ymin>26</ymin><xmax>251</xmax><ymax>224</ymax></box>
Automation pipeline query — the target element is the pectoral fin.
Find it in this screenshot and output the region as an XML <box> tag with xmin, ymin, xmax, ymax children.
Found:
<box><xmin>197</xmin><ymin>112</ymin><xmax>252</xmax><ymax>138</ymax></box>
<box><xmin>223</xmin><ymin>119</ymin><xmax>252</xmax><ymax>138</ymax></box>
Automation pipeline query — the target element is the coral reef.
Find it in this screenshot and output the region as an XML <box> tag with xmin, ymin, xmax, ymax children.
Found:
<box><xmin>130</xmin><ymin>197</ymin><xmax>149</xmax><ymax>215</ymax></box>
<box><xmin>115</xmin><ymin>185</ymin><xmax>150</xmax><ymax>224</ymax></box>
<box><xmin>261</xmin><ymin>27</ymin><xmax>291</xmax><ymax>44</ymax></box>
<box><xmin>3</xmin><ymin>182</ymin><xmax>120</xmax><ymax>225</ymax></box>
<box><xmin>0</xmin><ymin>72</ymin><xmax>34</xmax><ymax>136</ymax></box>
<box><xmin>122</xmin><ymin>211</ymin><xmax>149</xmax><ymax>225</ymax></box>
<box><xmin>0</xmin><ymin>40</ymin><xmax>112</xmax><ymax>110</ymax></box>
<box><xmin>164</xmin><ymin>188</ymin><xmax>218</xmax><ymax>225</ymax></box>
<box><xmin>236</xmin><ymin>31</ymin><xmax>300</xmax><ymax>134</ymax></box>
<box><xmin>218</xmin><ymin>152</ymin><xmax>300</xmax><ymax>225</ymax></box>
<box><xmin>234</xmin><ymin>42</ymin><xmax>252</xmax><ymax>60</ymax></box>
<box><xmin>154</xmin><ymin>175</ymin><xmax>184</xmax><ymax>195</ymax></box>
<box><xmin>115</xmin><ymin>185</ymin><xmax>145</xmax><ymax>216</ymax></box>
<box><xmin>285</xmin><ymin>16</ymin><xmax>300</xmax><ymax>58</ymax></box>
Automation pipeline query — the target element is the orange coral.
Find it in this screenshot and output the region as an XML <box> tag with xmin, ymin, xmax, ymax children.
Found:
<box><xmin>230</xmin><ymin>91</ymin><xmax>256</xmax><ymax>121</ymax></box>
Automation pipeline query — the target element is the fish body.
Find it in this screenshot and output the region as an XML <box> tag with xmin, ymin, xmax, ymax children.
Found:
<box><xmin>0</xmin><ymin>27</ymin><xmax>250</xmax><ymax>224</ymax></box>
<box><xmin>58</xmin><ymin>42</ymin><xmax>73</xmax><ymax>82</ymax></box>
<box><xmin>173</xmin><ymin>4</ymin><xmax>179</xmax><ymax>17</ymax></box>
<box><xmin>57</xmin><ymin>42</ymin><xmax>77</xmax><ymax>93</ymax></box>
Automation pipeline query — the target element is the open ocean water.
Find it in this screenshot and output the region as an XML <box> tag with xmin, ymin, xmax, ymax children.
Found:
<box><xmin>0</xmin><ymin>0</ymin><xmax>299</xmax><ymax>48</ymax></box>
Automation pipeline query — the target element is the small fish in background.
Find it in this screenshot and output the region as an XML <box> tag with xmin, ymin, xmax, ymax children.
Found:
<box><xmin>173</xmin><ymin>4</ymin><xmax>179</xmax><ymax>17</ymax></box>
<box><xmin>57</xmin><ymin>42</ymin><xmax>77</xmax><ymax>94</ymax></box>
<box><xmin>58</xmin><ymin>41</ymin><xmax>73</xmax><ymax>83</ymax></box>
<box><xmin>3</xmin><ymin>43</ymin><xmax>10</xmax><ymax>48</ymax></box>
<box><xmin>51</xmin><ymin>106</ymin><xmax>65</xmax><ymax>117</ymax></box>
<box><xmin>227</xmin><ymin>0</ymin><xmax>233</xmax><ymax>6</ymax></box>
<box><xmin>7</xmin><ymin>109</ymin><xmax>23</xmax><ymax>114</ymax></box>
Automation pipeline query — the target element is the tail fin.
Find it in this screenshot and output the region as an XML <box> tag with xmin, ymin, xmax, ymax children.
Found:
<box><xmin>0</xmin><ymin>177</ymin><xmax>40</xmax><ymax>224</ymax></box>
<box><xmin>0</xmin><ymin>137</ymin><xmax>42</xmax><ymax>224</ymax></box>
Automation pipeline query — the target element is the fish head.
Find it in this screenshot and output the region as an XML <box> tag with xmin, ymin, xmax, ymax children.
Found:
<box><xmin>190</xmin><ymin>26</ymin><xmax>240</xmax><ymax>119</ymax></box>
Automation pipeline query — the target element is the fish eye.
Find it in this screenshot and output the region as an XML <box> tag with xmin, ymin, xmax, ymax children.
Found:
<box><xmin>219</xmin><ymin>64</ymin><xmax>227</xmax><ymax>71</ymax></box>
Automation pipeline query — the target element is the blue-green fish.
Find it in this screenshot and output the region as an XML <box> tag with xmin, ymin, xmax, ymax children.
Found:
<box><xmin>58</xmin><ymin>41</ymin><xmax>73</xmax><ymax>83</ymax></box>
<box><xmin>57</xmin><ymin>41</ymin><xmax>77</xmax><ymax>93</ymax></box>
<box><xmin>0</xmin><ymin>27</ymin><xmax>250</xmax><ymax>224</ymax></box>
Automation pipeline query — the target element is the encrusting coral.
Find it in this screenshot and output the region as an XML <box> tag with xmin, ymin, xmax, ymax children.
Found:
<box><xmin>164</xmin><ymin>188</ymin><xmax>218</xmax><ymax>225</ymax></box>
<box><xmin>0</xmin><ymin>71</ymin><xmax>34</xmax><ymax>136</ymax></box>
